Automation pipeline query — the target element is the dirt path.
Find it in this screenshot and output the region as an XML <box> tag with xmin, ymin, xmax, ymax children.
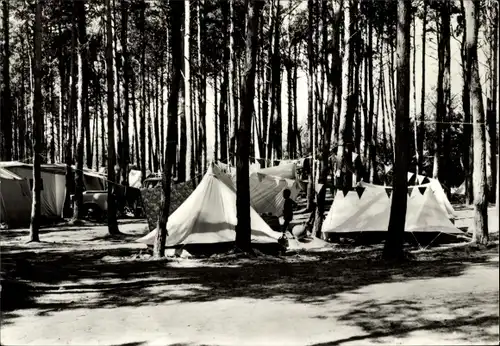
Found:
<box><xmin>1</xmin><ymin>218</ymin><xmax>498</xmax><ymax>346</ymax></box>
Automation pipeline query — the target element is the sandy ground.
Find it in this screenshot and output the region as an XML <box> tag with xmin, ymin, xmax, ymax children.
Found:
<box><xmin>1</xmin><ymin>207</ymin><xmax>499</xmax><ymax>346</ymax></box>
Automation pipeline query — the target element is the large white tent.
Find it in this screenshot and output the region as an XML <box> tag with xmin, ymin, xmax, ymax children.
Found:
<box><xmin>228</xmin><ymin>172</ymin><xmax>301</xmax><ymax>217</ymax></box>
<box><xmin>259</xmin><ymin>162</ymin><xmax>297</xmax><ymax>180</ymax></box>
<box><xmin>0</xmin><ymin>162</ymin><xmax>66</xmax><ymax>219</ymax></box>
<box><xmin>322</xmin><ymin>183</ymin><xmax>462</xmax><ymax>236</ymax></box>
<box><xmin>0</xmin><ymin>168</ymin><xmax>32</xmax><ymax>227</ymax></box>
<box><xmin>137</xmin><ymin>163</ymin><xmax>280</xmax><ymax>247</ymax></box>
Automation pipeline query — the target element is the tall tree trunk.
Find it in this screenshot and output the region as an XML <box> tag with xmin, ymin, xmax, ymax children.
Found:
<box><xmin>367</xmin><ymin>12</ymin><xmax>375</xmax><ymax>182</ymax></box>
<box><xmin>434</xmin><ymin>1</ymin><xmax>450</xmax><ymax>190</ymax></box>
<box><xmin>154</xmin><ymin>0</ymin><xmax>183</xmax><ymax>258</ymax></box>
<box><xmin>228</xmin><ymin>0</ymin><xmax>238</xmax><ymax>165</ymax></box>
<box><xmin>383</xmin><ymin>0</ymin><xmax>410</xmax><ymax>261</ymax></box>
<box><xmin>464</xmin><ymin>0</ymin><xmax>488</xmax><ymax>245</ymax></box>
<box><xmin>184</xmin><ymin>0</ymin><xmax>192</xmax><ymax>183</ymax></box>
<box><xmin>418</xmin><ymin>0</ymin><xmax>427</xmax><ymax>175</ymax></box>
<box><xmin>1</xmin><ymin>0</ymin><xmax>12</xmax><ymax>161</ymax></box>
<box><xmin>65</xmin><ymin>6</ymin><xmax>77</xmax><ymax>218</ymax></box>
<box><xmin>313</xmin><ymin>0</ymin><xmax>341</xmax><ymax>237</ymax></box>
<box><xmin>73</xmin><ymin>0</ymin><xmax>87</xmax><ymax>221</ymax></box>
<box><xmin>132</xmin><ymin>74</ymin><xmax>140</xmax><ymax>168</ymax></box>
<box><xmin>460</xmin><ymin>1</ymin><xmax>473</xmax><ymax>204</ymax></box>
<box><xmin>235</xmin><ymin>0</ymin><xmax>262</xmax><ymax>252</ymax></box>
<box><xmin>29</xmin><ymin>0</ymin><xmax>43</xmax><ymax>242</ymax></box>
<box><xmin>306</xmin><ymin>0</ymin><xmax>315</xmax><ymax>210</ymax></box>
<box><xmin>106</xmin><ymin>0</ymin><xmax>120</xmax><ymax>235</ymax></box>
<box><xmin>121</xmin><ymin>0</ymin><xmax>130</xmax><ymax>185</ymax></box>
<box><xmin>261</xmin><ymin>3</ymin><xmax>273</xmax><ymax>166</ymax></box>
<box><xmin>139</xmin><ymin>0</ymin><xmax>146</xmax><ymax>182</ymax></box>
<box><xmin>19</xmin><ymin>34</ymin><xmax>26</xmax><ymax>161</ymax></box>
<box><xmin>214</xmin><ymin>74</ymin><xmax>219</xmax><ymax>162</ymax></box>
<box><xmin>271</xmin><ymin>0</ymin><xmax>282</xmax><ymax>161</ymax></box>
<box><xmin>198</xmin><ymin>0</ymin><xmax>207</xmax><ymax>171</ymax></box>
<box><xmin>486</xmin><ymin>1</ymin><xmax>498</xmax><ymax>203</ymax></box>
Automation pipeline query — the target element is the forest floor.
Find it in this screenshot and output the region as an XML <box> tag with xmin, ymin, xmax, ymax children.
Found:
<box><xmin>1</xmin><ymin>204</ymin><xmax>499</xmax><ymax>346</ymax></box>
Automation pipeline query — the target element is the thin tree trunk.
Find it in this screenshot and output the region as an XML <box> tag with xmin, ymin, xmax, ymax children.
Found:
<box><xmin>464</xmin><ymin>0</ymin><xmax>488</xmax><ymax>244</ymax></box>
<box><xmin>1</xmin><ymin>0</ymin><xmax>12</xmax><ymax>161</ymax></box>
<box><xmin>132</xmin><ymin>74</ymin><xmax>140</xmax><ymax>168</ymax></box>
<box><xmin>65</xmin><ymin>6</ymin><xmax>77</xmax><ymax>218</ymax></box>
<box><xmin>73</xmin><ymin>0</ymin><xmax>87</xmax><ymax>221</ymax></box>
<box><xmin>29</xmin><ymin>0</ymin><xmax>43</xmax><ymax>242</ymax></box>
<box><xmin>184</xmin><ymin>0</ymin><xmax>192</xmax><ymax>182</ymax></box>
<box><xmin>235</xmin><ymin>0</ymin><xmax>262</xmax><ymax>252</ymax></box>
<box><xmin>106</xmin><ymin>0</ymin><xmax>120</xmax><ymax>235</ymax></box>
<box><xmin>336</xmin><ymin>0</ymin><xmax>355</xmax><ymax>190</ymax></box>
<box><xmin>214</xmin><ymin>74</ymin><xmax>219</xmax><ymax>162</ymax></box>
<box><xmin>19</xmin><ymin>34</ymin><xmax>26</xmax><ymax>161</ymax></box>
<box><xmin>154</xmin><ymin>0</ymin><xmax>183</xmax><ymax>258</ymax></box>
<box><xmin>313</xmin><ymin>0</ymin><xmax>341</xmax><ymax>237</ymax></box>
<box><xmin>383</xmin><ymin>0</ymin><xmax>410</xmax><ymax>261</ymax></box>
<box><xmin>139</xmin><ymin>0</ymin><xmax>146</xmax><ymax>182</ymax></box>
<box><xmin>418</xmin><ymin>0</ymin><xmax>427</xmax><ymax>175</ymax></box>
<box><xmin>271</xmin><ymin>0</ymin><xmax>282</xmax><ymax>160</ymax></box>
<box><xmin>198</xmin><ymin>0</ymin><xmax>207</xmax><ymax>171</ymax></box>
<box><xmin>306</xmin><ymin>0</ymin><xmax>315</xmax><ymax>210</ymax></box>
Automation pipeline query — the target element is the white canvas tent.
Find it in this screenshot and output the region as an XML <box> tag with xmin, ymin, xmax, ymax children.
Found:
<box><xmin>0</xmin><ymin>162</ymin><xmax>66</xmax><ymax>219</ymax></box>
<box><xmin>0</xmin><ymin>168</ymin><xmax>32</xmax><ymax>227</ymax></box>
<box><xmin>259</xmin><ymin>162</ymin><xmax>297</xmax><ymax>180</ymax></box>
<box><xmin>137</xmin><ymin>163</ymin><xmax>279</xmax><ymax>247</ymax></box>
<box><xmin>407</xmin><ymin>173</ymin><xmax>456</xmax><ymax>218</ymax></box>
<box><xmin>322</xmin><ymin>183</ymin><xmax>462</xmax><ymax>236</ymax></box>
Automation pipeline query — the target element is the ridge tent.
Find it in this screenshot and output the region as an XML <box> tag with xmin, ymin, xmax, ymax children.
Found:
<box><xmin>259</xmin><ymin>162</ymin><xmax>297</xmax><ymax>180</ymax></box>
<box><xmin>0</xmin><ymin>168</ymin><xmax>32</xmax><ymax>228</ymax></box>
<box><xmin>137</xmin><ymin>163</ymin><xmax>279</xmax><ymax>247</ymax></box>
<box><xmin>0</xmin><ymin>162</ymin><xmax>66</xmax><ymax>219</ymax></box>
<box><xmin>322</xmin><ymin>183</ymin><xmax>462</xmax><ymax>237</ymax></box>
<box><xmin>407</xmin><ymin>173</ymin><xmax>456</xmax><ymax>218</ymax></box>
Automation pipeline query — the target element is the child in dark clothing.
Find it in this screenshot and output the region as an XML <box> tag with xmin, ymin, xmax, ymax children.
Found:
<box><xmin>281</xmin><ymin>189</ymin><xmax>297</xmax><ymax>238</ymax></box>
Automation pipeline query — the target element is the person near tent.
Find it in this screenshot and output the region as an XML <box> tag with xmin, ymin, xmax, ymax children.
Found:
<box><xmin>281</xmin><ymin>188</ymin><xmax>297</xmax><ymax>238</ymax></box>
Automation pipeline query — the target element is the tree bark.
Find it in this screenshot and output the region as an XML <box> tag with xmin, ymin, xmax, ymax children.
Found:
<box><xmin>418</xmin><ymin>0</ymin><xmax>427</xmax><ymax>175</ymax></box>
<box><xmin>139</xmin><ymin>0</ymin><xmax>146</xmax><ymax>181</ymax></box>
<box><xmin>120</xmin><ymin>0</ymin><xmax>130</xmax><ymax>185</ymax></box>
<box><xmin>464</xmin><ymin>0</ymin><xmax>488</xmax><ymax>245</ymax></box>
<box><xmin>29</xmin><ymin>0</ymin><xmax>43</xmax><ymax>242</ymax></box>
<box><xmin>383</xmin><ymin>0</ymin><xmax>411</xmax><ymax>261</ymax></box>
<box><xmin>198</xmin><ymin>0</ymin><xmax>207</xmax><ymax>172</ymax></box>
<box><xmin>336</xmin><ymin>0</ymin><xmax>355</xmax><ymax>190</ymax></box>
<box><xmin>154</xmin><ymin>0</ymin><xmax>183</xmax><ymax>258</ymax></box>
<box><xmin>236</xmin><ymin>0</ymin><xmax>262</xmax><ymax>252</ymax></box>
<box><xmin>312</xmin><ymin>0</ymin><xmax>342</xmax><ymax>237</ymax></box>
<box><xmin>460</xmin><ymin>0</ymin><xmax>473</xmax><ymax>204</ymax></box>
<box><xmin>433</xmin><ymin>1</ymin><xmax>450</xmax><ymax>189</ymax></box>
<box><xmin>184</xmin><ymin>0</ymin><xmax>192</xmax><ymax>183</ymax></box>
<box><xmin>65</xmin><ymin>5</ymin><xmax>77</xmax><ymax>218</ymax></box>
<box><xmin>1</xmin><ymin>0</ymin><xmax>12</xmax><ymax>161</ymax></box>
<box><xmin>106</xmin><ymin>0</ymin><xmax>120</xmax><ymax>235</ymax></box>
<box><xmin>271</xmin><ymin>0</ymin><xmax>282</xmax><ymax>161</ymax></box>
<box><xmin>305</xmin><ymin>0</ymin><xmax>315</xmax><ymax>210</ymax></box>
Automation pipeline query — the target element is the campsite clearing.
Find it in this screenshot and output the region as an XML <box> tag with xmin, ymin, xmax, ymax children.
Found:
<box><xmin>1</xmin><ymin>205</ymin><xmax>498</xmax><ymax>346</ymax></box>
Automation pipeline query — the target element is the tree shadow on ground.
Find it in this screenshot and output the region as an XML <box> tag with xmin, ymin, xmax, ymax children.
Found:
<box><xmin>1</xmin><ymin>238</ymin><xmax>498</xmax><ymax>326</ymax></box>
<box><xmin>310</xmin><ymin>293</ymin><xmax>499</xmax><ymax>345</ymax></box>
